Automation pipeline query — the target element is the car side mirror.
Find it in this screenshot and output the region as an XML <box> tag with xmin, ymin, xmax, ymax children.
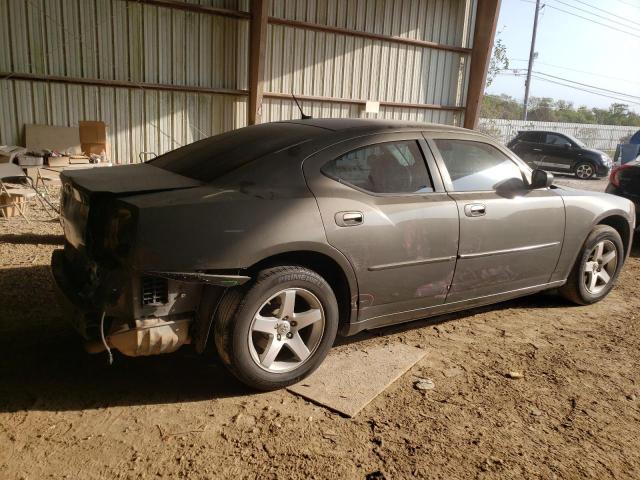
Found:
<box><xmin>530</xmin><ymin>169</ymin><xmax>554</xmax><ymax>189</ymax></box>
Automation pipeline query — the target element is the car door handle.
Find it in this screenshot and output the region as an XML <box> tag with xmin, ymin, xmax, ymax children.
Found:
<box><xmin>464</xmin><ymin>204</ymin><xmax>486</xmax><ymax>217</ymax></box>
<box><xmin>335</xmin><ymin>211</ymin><xmax>363</xmax><ymax>226</ymax></box>
<box><xmin>532</xmin><ymin>148</ymin><xmax>542</xmax><ymax>152</ymax></box>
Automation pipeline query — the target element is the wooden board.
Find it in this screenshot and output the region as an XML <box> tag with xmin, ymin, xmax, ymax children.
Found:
<box><xmin>287</xmin><ymin>344</ymin><xmax>426</xmax><ymax>417</ymax></box>
<box><xmin>25</xmin><ymin>124</ymin><xmax>81</xmax><ymax>154</ymax></box>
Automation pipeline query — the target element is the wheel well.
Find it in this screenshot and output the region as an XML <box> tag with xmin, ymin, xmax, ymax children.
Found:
<box><xmin>598</xmin><ymin>215</ymin><xmax>631</xmax><ymax>255</ymax></box>
<box><xmin>247</xmin><ymin>251</ymin><xmax>353</xmax><ymax>329</ymax></box>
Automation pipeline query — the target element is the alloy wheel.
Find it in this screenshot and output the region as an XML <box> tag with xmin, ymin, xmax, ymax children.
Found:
<box><xmin>576</xmin><ymin>164</ymin><xmax>594</xmax><ymax>179</ymax></box>
<box><xmin>583</xmin><ymin>239</ymin><xmax>617</xmax><ymax>295</ymax></box>
<box><xmin>248</xmin><ymin>288</ymin><xmax>325</xmax><ymax>373</ymax></box>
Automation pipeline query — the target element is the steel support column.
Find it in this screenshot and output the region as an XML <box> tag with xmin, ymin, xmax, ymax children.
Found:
<box><xmin>464</xmin><ymin>0</ymin><xmax>502</xmax><ymax>129</ymax></box>
<box><xmin>249</xmin><ymin>0</ymin><xmax>269</xmax><ymax>125</ymax></box>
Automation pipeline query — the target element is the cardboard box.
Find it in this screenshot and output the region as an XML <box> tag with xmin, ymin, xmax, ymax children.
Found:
<box><xmin>79</xmin><ymin>121</ymin><xmax>108</xmax><ymax>157</ymax></box>
<box><xmin>69</xmin><ymin>155</ymin><xmax>90</xmax><ymax>164</ymax></box>
<box><xmin>47</xmin><ymin>156</ymin><xmax>70</xmax><ymax>167</ymax></box>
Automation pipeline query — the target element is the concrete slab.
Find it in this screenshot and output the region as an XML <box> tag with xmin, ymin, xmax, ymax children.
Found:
<box><xmin>287</xmin><ymin>343</ymin><xmax>426</xmax><ymax>417</ymax></box>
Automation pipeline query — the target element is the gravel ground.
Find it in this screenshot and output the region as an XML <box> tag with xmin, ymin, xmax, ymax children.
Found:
<box><xmin>1</xmin><ymin>180</ymin><xmax>639</xmax><ymax>480</ymax></box>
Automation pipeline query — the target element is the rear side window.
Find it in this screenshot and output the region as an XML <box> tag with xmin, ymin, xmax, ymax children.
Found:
<box><xmin>518</xmin><ymin>131</ymin><xmax>541</xmax><ymax>142</ymax></box>
<box><xmin>434</xmin><ymin>139</ymin><xmax>523</xmax><ymax>192</ymax></box>
<box><xmin>321</xmin><ymin>141</ymin><xmax>433</xmax><ymax>194</ymax></box>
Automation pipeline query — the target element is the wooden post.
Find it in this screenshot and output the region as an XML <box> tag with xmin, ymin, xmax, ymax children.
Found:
<box><xmin>249</xmin><ymin>0</ymin><xmax>269</xmax><ymax>125</ymax></box>
<box><xmin>463</xmin><ymin>0</ymin><xmax>501</xmax><ymax>130</ymax></box>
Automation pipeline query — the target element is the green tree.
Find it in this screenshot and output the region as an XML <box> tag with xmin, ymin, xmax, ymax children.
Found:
<box><xmin>486</xmin><ymin>32</ymin><xmax>509</xmax><ymax>88</ymax></box>
<box><xmin>480</xmin><ymin>95</ymin><xmax>640</xmax><ymax>126</ymax></box>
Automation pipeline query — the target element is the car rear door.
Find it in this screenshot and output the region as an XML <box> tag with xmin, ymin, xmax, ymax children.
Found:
<box><xmin>511</xmin><ymin>131</ymin><xmax>544</xmax><ymax>168</ymax></box>
<box><xmin>537</xmin><ymin>133</ymin><xmax>575</xmax><ymax>173</ymax></box>
<box><xmin>426</xmin><ymin>133</ymin><xmax>565</xmax><ymax>303</ymax></box>
<box><xmin>302</xmin><ymin>132</ymin><xmax>459</xmax><ymax>323</ymax></box>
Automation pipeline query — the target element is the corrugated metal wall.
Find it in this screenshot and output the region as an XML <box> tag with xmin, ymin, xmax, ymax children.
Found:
<box><xmin>263</xmin><ymin>0</ymin><xmax>473</xmax><ymax>124</ymax></box>
<box><xmin>0</xmin><ymin>0</ymin><xmax>476</xmax><ymax>163</ymax></box>
<box><xmin>0</xmin><ymin>0</ymin><xmax>249</xmax><ymax>163</ymax></box>
<box><xmin>479</xmin><ymin>118</ymin><xmax>638</xmax><ymax>153</ymax></box>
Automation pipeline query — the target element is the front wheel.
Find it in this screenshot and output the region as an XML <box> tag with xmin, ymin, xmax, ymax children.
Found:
<box><xmin>559</xmin><ymin>225</ymin><xmax>624</xmax><ymax>305</ymax></box>
<box><xmin>574</xmin><ymin>162</ymin><xmax>595</xmax><ymax>179</ymax></box>
<box><xmin>214</xmin><ymin>266</ymin><xmax>338</xmax><ymax>390</ymax></box>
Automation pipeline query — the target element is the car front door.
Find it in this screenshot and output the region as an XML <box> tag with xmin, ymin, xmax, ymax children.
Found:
<box><xmin>427</xmin><ymin>134</ymin><xmax>565</xmax><ymax>303</ymax></box>
<box><xmin>303</xmin><ymin>133</ymin><xmax>459</xmax><ymax>323</ymax></box>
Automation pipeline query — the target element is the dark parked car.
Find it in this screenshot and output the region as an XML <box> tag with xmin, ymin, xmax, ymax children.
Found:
<box><xmin>606</xmin><ymin>158</ymin><xmax>640</xmax><ymax>227</ymax></box>
<box><xmin>507</xmin><ymin>130</ymin><xmax>612</xmax><ymax>179</ymax></box>
<box><xmin>52</xmin><ymin>119</ymin><xmax>635</xmax><ymax>390</ymax></box>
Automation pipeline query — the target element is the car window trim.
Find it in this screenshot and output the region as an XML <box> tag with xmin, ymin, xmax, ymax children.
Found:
<box><xmin>423</xmin><ymin>132</ymin><xmax>531</xmax><ymax>194</ymax></box>
<box><xmin>319</xmin><ymin>138</ymin><xmax>442</xmax><ymax>198</ymax></box>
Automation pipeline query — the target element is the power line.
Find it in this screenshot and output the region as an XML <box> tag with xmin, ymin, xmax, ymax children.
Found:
<box><xmin>531</xmin><ymin>74</ymin><xmax>640</xmax><ymax>105</ymax></box>
<box><xmin>496</xmin><ymin>70</ymin><xmax>640</xmax><ymax>105</ymax></box>
<box><xmin>508</xmin><ymin>59</ymin><xmax>640</xmax><ymax>85</ymax></box>
<box><xmin>533</xmin><ymin>71</ymin><xmax>640</xmax><ymax>100</ymax></box>
<box><xmin>500</xmin><ymin>68</ymin><xmax>640</xmax><ymax>99</ymax></box>
<box><xmin>545</xmin><ymin>3</ymin><xmax>640</xmax><ymax>39</ymax></box>
<box><xmin>611</xmin><ymin>0</ymin><xmax>640</xmax><ymax>12</ymax></box>
<box><xmin>554</xmin><ymin>0</ymin><xmax>639</xmax><ymax>29</ymax></box>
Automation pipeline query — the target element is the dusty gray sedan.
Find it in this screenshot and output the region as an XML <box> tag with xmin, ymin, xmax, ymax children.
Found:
<box><xmin>52</xmin><ymin>119</ymin><xmax>636</xmax><ymax>390</ymax></box>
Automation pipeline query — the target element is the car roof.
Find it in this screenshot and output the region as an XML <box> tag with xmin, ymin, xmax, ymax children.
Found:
<box><xmin>279</xmin><ymin>118</ymin><xmax>469</xmax><ymax>134</ymax></box>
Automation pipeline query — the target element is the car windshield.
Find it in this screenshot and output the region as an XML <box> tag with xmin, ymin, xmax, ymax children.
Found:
<box><xmin>148</xmin><ymin>123</ymin><xmax>323</xmax><ymax>181</ymax></box>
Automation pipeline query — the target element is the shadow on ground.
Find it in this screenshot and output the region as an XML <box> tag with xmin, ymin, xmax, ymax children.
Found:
<box><xmin>0</xmin><ymin>265</ymin><xmax>248</xmax><ymax>414</ymax></box>
<box><xmin>0</xmin><ymin>264</ymin><xmax>576</xmax><ymax>414</ymax></box>
<box><xmin>0</xmin><ymin>233</ymin><xmax>64</xmax><ymax>245</ymax></box>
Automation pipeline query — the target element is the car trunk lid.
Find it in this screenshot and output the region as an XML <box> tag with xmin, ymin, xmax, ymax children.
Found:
<box><xmin>60</xmin><ymin>163</ymin><xmax>201</xmax><ymax>250</ymax></box>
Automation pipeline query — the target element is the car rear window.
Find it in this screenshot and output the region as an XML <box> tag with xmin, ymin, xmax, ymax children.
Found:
<box><xmin>148</xmin><ymin>123</ymin><xmax>323</xmax><ymax>182</ymax></box>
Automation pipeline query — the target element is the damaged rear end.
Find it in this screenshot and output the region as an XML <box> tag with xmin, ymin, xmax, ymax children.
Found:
<box><xmin>51</xmin><ymin>164</ymin><xmax>210</xmax><ymax>357</ymax></box>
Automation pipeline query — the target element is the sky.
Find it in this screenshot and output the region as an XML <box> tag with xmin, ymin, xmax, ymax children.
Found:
<box><xmin>486</xmin><ymin>0</ymin><xmax>640</xmax><ymax>112</ymax></box>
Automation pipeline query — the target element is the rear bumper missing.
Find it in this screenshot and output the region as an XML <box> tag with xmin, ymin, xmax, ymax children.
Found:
<box><xmin>51</xmin><ymin>249</ymin><xmax>247</xmax><ymax>356</ymax></box>
<box><xmin>51</xmin><ymin>249</ymin><xmax>100</xmax><ymax>339</ymax></box>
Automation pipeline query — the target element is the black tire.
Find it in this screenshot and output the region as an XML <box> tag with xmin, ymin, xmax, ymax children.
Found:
<box><xmin>559</xmin><ymin>225</ymin><xmax>624</xmax><ymax>305</ymax></box>
<box><xmin>213</xmin><ymin>266</ymin><xmax>339</xmax><ymax>391</ymax></box>
<box><xmin>574</xmin><ymin>162</ymin><xmax>596</xmax><ymax>180</ymax></box>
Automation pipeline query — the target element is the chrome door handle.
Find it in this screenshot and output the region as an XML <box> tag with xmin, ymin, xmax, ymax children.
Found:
<box><xmin>464</xmin><ymin>204</ymin><xmax>486</xmax><ymax>217</ymax></box>
<box><xmin>335</xmin><ymin>211</ymin><xmax>363</xmax><ymax>226</ymax></box>
<box><xmin>532</xmin><ymin>148</ymin><xmax>542</xmax><ymax>152</ymax></box>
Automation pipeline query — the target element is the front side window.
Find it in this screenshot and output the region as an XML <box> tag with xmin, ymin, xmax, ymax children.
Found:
<box><xmin>321</xmin><ymin>141</ymin><xmax>433</xmax><ymax>194</ymax></box>
<box><xmin>544</xmin><ymin>133</ymin><xmax>570</xmax><ymax>146</ymax></box>
<box><xmin>434</xmin><ymin>139</ymin><xmax>523</xmax><ymax>192</ymax></box>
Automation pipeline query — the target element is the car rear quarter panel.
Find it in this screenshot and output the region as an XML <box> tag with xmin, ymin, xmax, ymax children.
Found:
<box><xmin>120</xmin><ymin>149</ymin><xmax>358</xmax><ymax>296</ymax></box>
<box><xmin>550</xmin><ymin>188</ymin><xmax>635</xmax><ymax>282</ymax></box>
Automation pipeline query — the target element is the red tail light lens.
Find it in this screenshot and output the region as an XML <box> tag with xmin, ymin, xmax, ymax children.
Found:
<box><xmin>609</xmin><ymin>165</ymin><xmax>632</xmax><ymax>188</ymax></box>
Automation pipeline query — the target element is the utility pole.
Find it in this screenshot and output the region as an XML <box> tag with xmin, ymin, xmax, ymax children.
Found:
<box><xmin>523</xmin><ymin>0</ymin><xmax>541</xmax><ymax>120</ymax></box>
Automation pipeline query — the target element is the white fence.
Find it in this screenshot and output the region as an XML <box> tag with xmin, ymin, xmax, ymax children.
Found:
<box><xmin>478</xmin><ymin>118</ymin><xmax>638</xmax><ymax>153</ymax></box>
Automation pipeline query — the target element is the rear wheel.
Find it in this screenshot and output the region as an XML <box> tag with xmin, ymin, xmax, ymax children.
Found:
<box><xmin>214</xmin><ymin>266</ymin><xmax>338</xmax><ymax>390</ymax></box>
<box><xmin>574</xmin><ymin>162</ymin><xmax>595</xmax><ymax>179</ymax></box>
<box><xmin>559</xmin><ymin>225</ymin><xmax>624</xmax><ymax>305</ymax></box>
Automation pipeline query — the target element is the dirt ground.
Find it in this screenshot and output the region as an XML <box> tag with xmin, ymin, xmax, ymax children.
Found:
<box><xmin>1</xmin><ymin>177</ymin><xmax>639</xmax><ymax>480</ymax></box>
